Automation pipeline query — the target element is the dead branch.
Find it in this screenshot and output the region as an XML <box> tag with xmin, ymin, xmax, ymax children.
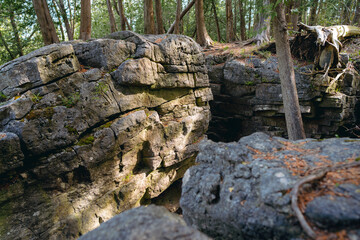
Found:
<box><xmin>290</xmin><ymin>161</ymin><xmax>360</xmax><ymax>239</ymax></box>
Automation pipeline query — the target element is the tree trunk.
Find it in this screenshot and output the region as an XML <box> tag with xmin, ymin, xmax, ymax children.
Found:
<box><xmin>51</xmin><ymin>0</ymin><xmax>65</xmax><ymax>41</ymax></box>
<box><xmin>195</xmin><ymin>0</ymin><xmax>213</xmax><ymax>46</ymax></box>
<box><xmin>174</xmin><ymin>0</ymin><xmax>182</xmax><ymax>34</ymax></box>
<box><xmin>119</xmin><ymin>0</ymin><xmax>126</xmax><ymax>31</ymax></box>
<box><xmin>56</xmin><ymin>0</ymin><xmax>73</xmax><ymax>40</ymax></box>
<box><xmin>154</xmin><ymin>0</ymin><xmax>165</xmax><ymax>34</ymax></box>
<box><xmin>248</xmin><ymin>0</ymin><xmax>252</xmax><ymax>39</ymax></box>
<box><xmin>80</xmin><ymin>0</ymin><xmax>91</xmax><ymax>40</ymax></box>
<box><xmin>211</xmin><ymin>0</ymin><xmax>221</xmax><ymax>42</ymax></box>
<box><xmin>0</xmin><ymin>30</ymin><xmax>15</xmax><ymax>59</ymax></box>
<box><xmin>32</xmin><ymin>0</ymin><xmax>60</xmax><ymax>45</ymax></box>
<box><xmin>285</xmin><ymin>0</ymin><xmax>298</xmax><ymax>31</ymax></box>
<box><xmin>239</xmin><ymin>0</ymin><xmax>246</xmax><ymax>40</ymax></box>
<box><xmin>309</xmin><ymin>0</ymin><xmax>318</xmax><ymax>25</ymax></box>
<box><xmin>226</xmin><ymin>0</ymin><xmax>235</xmax><ymax>42</ymax></box>
<box><xmin>9</xmin><ymin>11</ymin><xmax>24</xmax><ymax>56</ymax></box>
<box><xmin>254</xmin><ymin>0</ymin><xmax>270</xmax><ymax>45</ymax></box>
<box><xmin>353</xmin><ymin>0</ymin><xmax>360</xmax><ymax>25</ymax></box>
<box><xmin>341</xmin><ymin>0</ymin><xmax>352</xmax><ymax>25</ymax></box>
<box><xmin>106</xmin><ymin>0</ymin><xmax>117</xmax><ymax>32</ymax></box>
<box><xmin>144</xmin><ymin>0</ymin><xmax>156</xmax><ymax>34</ymax></box>
<box><xmin>167</xmin><ymin>0</ymin><xmax>195</xmax><ymax>34</ymax></box>
<box><xmin>271</xmin><ymin>0</ymin><xmax>306</xmax><ymax>140</ymax></box>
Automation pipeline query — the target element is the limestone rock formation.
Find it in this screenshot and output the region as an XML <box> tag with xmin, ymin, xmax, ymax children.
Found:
<box><xmin>206</xmin><ymin>54</ymin><xmax>360</xmax><ymax>142</ymax></box>
<box><xmin>79</xmin><ymin>205</ymin><xmax>211</xmax><ymax>240</ymax></box>
<box><xmin>180</xmin><ymin>132</ymin><xmax>360</xmax><ymax>239</ymax></box>
<box><xmin>0</xmin><ymin>31</ymin><xmax>212</xmax><ymax>239</ymax></box>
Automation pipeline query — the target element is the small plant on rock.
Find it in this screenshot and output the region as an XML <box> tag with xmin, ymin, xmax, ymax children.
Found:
<box><xmin>62</xmin><ymin>92</ymin><xmax>81</xmax><ymax>108</ymax></box>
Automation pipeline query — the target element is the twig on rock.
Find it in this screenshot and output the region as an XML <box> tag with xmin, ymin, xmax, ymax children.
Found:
<box><xmin>290</xmin><ymin>161</ymin><xmax>360</xmax><ymax>239</ymax></box>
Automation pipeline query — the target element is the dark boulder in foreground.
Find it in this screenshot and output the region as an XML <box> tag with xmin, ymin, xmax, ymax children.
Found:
<box><xmin>180</xmin><ymin>132</ymin><xmax>360</xmax><ymax>239</ymax></box>
<box><xmin>79</xmin><ymin>205</ymin><xmax>211</xmax><ymax>240</ymax></box>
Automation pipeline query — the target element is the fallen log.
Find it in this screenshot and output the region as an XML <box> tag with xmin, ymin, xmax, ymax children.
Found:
<box><xmin>298</xmin><ymin>22</ymin><xmax>360</xmax><ymax>70</ymax></box>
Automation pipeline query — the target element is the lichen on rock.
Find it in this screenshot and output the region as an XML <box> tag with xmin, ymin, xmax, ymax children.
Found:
<box><xmin>0</xmin><ymin>31</ymin><xmax>212</xmax><ymax>239</ymax></box>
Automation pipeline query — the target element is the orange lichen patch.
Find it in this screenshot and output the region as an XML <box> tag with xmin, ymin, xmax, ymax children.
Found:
<box><xmin>0</xmin><ymin>133</ymin><xmax>6</xmax><ymax>140</ymax></box>
<box><xmin>316</xmin><ymin>229</ymin><xmax>348</xmax><ymax>240</ymax></box>
<box><xmin>78</xmin><ymin>65</ymin><xmax>93</xmax><ymax>73</ymax></box>
<box><xmin>298</xmin><ymin>159</ymin><xmax>360</xmax><ymax>212</ymax></box>
<box><xmin>154</xmin><ymin>36</ymin><xmax>168</xmax><ymax>44</ymax></box>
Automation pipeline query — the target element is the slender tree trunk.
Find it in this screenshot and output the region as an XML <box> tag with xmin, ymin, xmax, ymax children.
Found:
<box><xmin>51</xmin><ymin>0</ymin><xmax>65</xmax><ymax>41</ymax></box>
<box><xmin>211</xmin><ymin>0</ymin><xmax>221</xmax><ymax>42</ymax></box>
<box><xmin>271</xmin><ymin>0</ymin><xmax>306</xmax><ymax>140</ymax></box>
<box><xmin>342</xmin><ymin>0</ymin><xmax>352</xmax><ymax>24</ymax></box>
<box><xmin>9</xmin><ymin>11</ymin><xmax>24</xmax><ymax>56</ymax></box>
<box><xmin>309</xmin><ymin>0</ymin><xmax>319</xmax><ymax>25</ymax></box>
<box><xmin>248</xmin><ymin>0</ymin><xmax>252</xmax><ymax>38</ymax></box>
<box><xmin>353</xmin><ymin>0</ymin><xmax>360</xmax><ymax>25</ymax></box>
<box><xmin>167</xmin><ymin>0</ymin><xmax>195</xmax><ymax>34</ymax></box>
<box><xmin>195</xmin><ymin>0</ymin><xmax>213</xmax><ymax>46</ymax></box>
<box><xmin>291</xmin><ymin>0</ymin><xmax>300</xmax><ymax>31</ymax></box>
<box><xmin>118</xmin><ymin>0</ymin><xmax>127</xmax><ymax>30</ymax></box>
<box><xmin>226</xmin><ymin>0</ymin><xmax>235</xmax><ymax>42</ymax></box>
<box><xmin>144</xmin><ymin>0</ymin><xmax>156</xmax><ymax>34</ymax></box>
<box><xmin>80</xmin><ymin>0</ymin><xmax>91</xmax><ymax>40</ymax></box>
<box><xmin>234</xmin><ymin>0</ymin><xmax>237</xmax><ymax>36</ymax></box>
<box><xmin>67</xmin><ymin>0</ymin><xmax>75</xmax><ymax>35</ymax></box>
<box><xmin>174</xmin><ymin>0</ymin><xmax>182</xmax><ymax>34</ymax></box>
<box><xmin>154</xmin><ymin>0</ymin><xmax>165</xmax><ymax>34</ymax></box>
<box><xmin>106</xmin><ymin>0</ymin><xmax>117</xmax><ymax>32</ymax></box>
<box><xmin>239</xmin><ymin>0</ymin><xmax>246</xmax><ymax>40</ymax></box>
<box><xmin>56</xmin><ymin>0</ymin><xmax>73</xmax><ymax>40</ymax></box>
<box><xmin>0</xmin><ymin>30</ymin><xmax>15</xmax><ymax>59</ymax></box>
<box><xmin>32</xmin><ymin>0</ymin><xmax>60</xmax><ymax>45</ymax></box>
<box><xmin>254</xmin><ymin>0</ymin><xmax>270</xmax><ymax>45</ymax></box>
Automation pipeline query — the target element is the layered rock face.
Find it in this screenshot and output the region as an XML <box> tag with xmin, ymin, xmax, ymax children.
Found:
<box><xmin>0</xmin><ymin>31</ymin><xmax>212</xmax><ymax>239</ymax></box>
<box><xmin>207</xmin><ymin>55</ymin><xmax>360</xmax><ymax>141</ymax></box>
<box><xmin>181</xmin><ymin>132</ymin><xmax>360</xmax><ymax>239</ymax></box>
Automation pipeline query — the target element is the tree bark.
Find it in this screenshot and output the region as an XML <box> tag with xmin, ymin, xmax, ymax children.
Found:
<box><xmin>341</xmin><ymin>0</ymin><xmax>352</xmax><ymax>25</ymax></box>
<box><xmin>195</xmin><ymin>0</ymin><xmax>213</xmax><ymax>46</ymax></box>
<box><xmin>106</xmin><ymin>0</ymin><xmax>117</xmax><ymax>32</ymax></box>
<box><xmin>353</xmin><ymin>0</ymin><xmax>360</xmax><ymax>26</ymax></box>
<box><xmin>285</xmin><ymin>0</ymin><xmax>299</xmax><ymax>31</ymax></box>
<box><xmin>9</xmin><ymin>11</ymin><xmax>24</xmax><ymax>56</ymax></box>
<box><xmin>254</xmin><ymin>0</ymin><xmax>270</xmax><ymax>45</ymax></box>
<box><xmin>0</xmin><ymin>30</ymin><xmax>15</xmax><ymax>59</ymax></box>
<box><xmin>174</xmin><ymin>0</ymin><xmax>182</xmax><ymax>34</ymax></box>
<box><xmin>80</xmin><ymin>0</ymin><xmax>91</xmax><ymax>40</ymax></box>
<box><xmin>226</xmin><ymin>0</ymin><xmax>235</xmax><ymax>42</ymax></box>
<box><xmin>167</xmin><ymin>0</ymin><xmax>195</xmax><ymax>34</ymax></box>
<box><xmin>248</xmin><ymin>0</ymin><xmax>252</xmax><ymax>39</ymax></box>
<box><xmin>309</xmin><ymin>0</ymin><xmax>318</xmax><ymax>25</ymax></box>
<box><xmin>211</xmin><ymin>0</ymin><xmax>221</xmax><ymax>42</ymax></box>
<box><xmin>56</xmin><ymin>0</ymin><xmax>73</xmax><ymax>40</ymax></box>
<box><xmin>154</xmin><ymin>0</ymin><xmax>165</xmax><ymax>34</ymax></box>
<box><xmin>271</xmin><ymin>0</ymin><xmax>306</xmax><ymax>140</ymax></box>
<box><xmin>118</xmin><ymin>0</ymin><xmax>127</xmax><ymax>30</ymax></box>
<box><xmin>144</xmin><ymin>0</ymin><xmax>156</xmax><ymax>34</ymax></box>
<box><xmin>239</xmin><ymin>0</ymin><xmax>246</xmax><ymax>40</ymax></box>
<box><xmin>51</xmin><ymin>0</ymin><xmax>65</xmax><ymax>41</ymax></box>
<box><xmin>32</xmin><ymin>0</ymin><xmax>60</xmax><ymax>45</ymax></box>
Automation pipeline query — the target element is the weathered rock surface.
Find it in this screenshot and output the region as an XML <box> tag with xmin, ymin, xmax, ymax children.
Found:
<box><xmin>0</xmin><ymin>31</ymin><xmax>212</xmax><ymax>239</ymax></box>
<box><xmin>79</xmin><ymin>205</ymin><xmax>211</xmax><ymax>240</ymax></box>
<box><xmin>180</xmin><ymin>132</ymin><xmax>360</xmax><ymax>239</ymax></box>
<box><xmin>206</xmin><ymin>54</ymin><xmax>360</xmax><ymax>141</ymax></box>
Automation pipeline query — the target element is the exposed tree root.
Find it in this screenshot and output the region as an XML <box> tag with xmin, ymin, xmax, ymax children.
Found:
<box><xmin>290</xmin><ymin>161</ymin><xmax>360</xmax><ymax>239</ymax></box>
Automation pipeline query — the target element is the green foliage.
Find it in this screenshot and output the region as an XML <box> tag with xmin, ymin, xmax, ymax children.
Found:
<box><xmin>31</xmin><ymin>93</ymin><xmax>42</xmax><ymax>103</ymax></box>
<box><xmin>94</xmin><ymin>82</ymin><xmax>109</xmax><ymax>96</ymax></box>
<box><xmin>0</xmin><ymin>91</ymin><xmax>8</xmax><ymax>102</ymax></box>
<box><xmin>245</xmin><ymin>81</ymin><xmax>255</xmax><ymax>86</ymax></box>
<box><xmin>62</xmin><ymin>92</ymin><xmax>80</xmax><ymax>108</ymax></box>
<box><xmin>77</xmin><ymin>135</ymin><xmax>95</xmax><ymax>146</ymax></box>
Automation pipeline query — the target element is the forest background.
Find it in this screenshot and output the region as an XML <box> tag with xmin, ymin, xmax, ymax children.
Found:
<box><xmin>0</xmin><ymin>0</ymin><xmax>358</xmax><ymax>65</ymax></box>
